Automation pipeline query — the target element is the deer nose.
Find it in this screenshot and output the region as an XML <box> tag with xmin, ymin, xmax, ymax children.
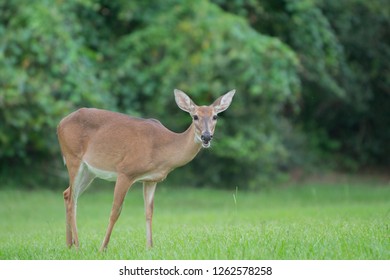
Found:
<box><xmin>201</xmin><ymin>132</ymin><xmax>213</xmax><ymax>143</ymax></box>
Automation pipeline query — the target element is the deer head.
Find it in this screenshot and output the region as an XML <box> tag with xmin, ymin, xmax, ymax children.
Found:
<box><xmin>174</xmin><ymin>89</ymin><xmax>235</xmax><ymax>148</ymax></box>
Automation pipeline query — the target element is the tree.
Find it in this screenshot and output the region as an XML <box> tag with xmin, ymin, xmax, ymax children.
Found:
<box><xmin>0</xmin><ymin>0</ymin><xmax>114</xmax><ymax>161</ymax></box>
<box><xmin>5</xmin><ymin>0</ymin><xmax>387</xmax><ymax>189</ymax></box>
<box><xmin>214</xmin><ymin>0</ymin><xmax>390</xmax><ymax>168</ymax></box>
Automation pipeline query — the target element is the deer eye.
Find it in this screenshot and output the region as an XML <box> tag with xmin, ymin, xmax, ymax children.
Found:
<box><xmin>212</xmin><ymin>115</ymin><xmax>218</xmax><ymax>120</ymax></box>
<box><xmin>193</xmin><ymin>115</ymin><xmax>199</xmax><ymax>121</ymax></box>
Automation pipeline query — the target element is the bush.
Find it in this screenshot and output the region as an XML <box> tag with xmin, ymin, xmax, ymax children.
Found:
<box><xmin>3</xmin><ymin>0</ymin><xmax>387</xmax><ymax>189</ymax></box>
<box><xmin>0</xmin><ymin>0</ymin><xmax>115</xmax><ymax>161</ymax></box>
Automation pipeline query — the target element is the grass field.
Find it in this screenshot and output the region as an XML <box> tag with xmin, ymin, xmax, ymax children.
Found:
<box><xmin>0</xmin><ymin>181</ymin><xmax>389</xmax><ymax>260</ymax></box>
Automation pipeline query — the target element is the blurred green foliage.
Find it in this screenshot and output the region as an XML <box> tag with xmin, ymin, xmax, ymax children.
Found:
<box><xmin>0</xmin><ymin>0</ymin><xmax>115</xmax><ymax>160</ymax></box>
<box><xmin>0</xmin><ymin>0</ymin><xmax>389</xmax><ymax>188</ymax></box>
<box><xmin>215</xmin><ymin>0</ymin><xmax>390</xmax><ymax>168</ymax></box>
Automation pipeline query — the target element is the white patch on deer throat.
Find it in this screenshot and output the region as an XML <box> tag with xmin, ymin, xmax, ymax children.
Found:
<box><xmin>84</xmin><ymin>161</ymin><xmax>118</xmax><ymax>181</ymax></box>
<box><xmin>194</xmin><ymin>134</ymin><xmax>202</xmax><ymax>144</ymax></box>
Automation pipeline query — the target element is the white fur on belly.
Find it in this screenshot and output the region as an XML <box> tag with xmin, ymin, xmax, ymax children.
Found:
<box><xmin>84</xmin><ymin>161</ymin><xmax>118</xmax><ymax>182</ymax></box>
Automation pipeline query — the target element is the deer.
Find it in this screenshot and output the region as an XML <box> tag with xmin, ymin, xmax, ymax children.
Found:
<box><xmin>57</xmin><ymin>89</ymin><xmax>235</xmax><ymax>251</ymax></box>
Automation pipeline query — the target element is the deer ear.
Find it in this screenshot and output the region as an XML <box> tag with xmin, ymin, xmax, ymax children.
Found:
<box><xmin>213</xmin><ymin>89</ymin><xmax>235</xmax><ymax>114</ymax></box>
<box><xmin>174</xmin><ymin>89</ymin><xmax>196</xmax><ymax>113</ymax></box>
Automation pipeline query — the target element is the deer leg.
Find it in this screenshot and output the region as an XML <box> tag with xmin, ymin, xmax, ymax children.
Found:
<box><xmin>71</xmin><ymin>163</ymin><xmax>95</xmax><ymax>248</ymax></box>
<box><xmin>63</xmin><ymin>157</ymin><xmax>80</xmax><ymax>248</ymax></box>
<box><xmin>63</xmin><ymin>187</ymin><xmax>73</xmax><ymax>247</ymax></box>
<box><xmin>143</xmin><ymin>182</ymin><xmax>157</xmax><ymax>248</ymax></box>
<box><xmin>64</xmin><ymin>162</ymin><xmax>95</xmax><ymax>248</ymax></box>
<box><xmin>100</xmin><ymin>175</ymin><xmax>133</xmax><ymax>251</ymax></box>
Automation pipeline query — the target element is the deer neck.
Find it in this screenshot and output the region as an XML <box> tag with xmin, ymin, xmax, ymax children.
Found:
<box><xmin>170</xmin><ymin>123</ymin><xmax>202</xmax><ymax>168</ymax></box>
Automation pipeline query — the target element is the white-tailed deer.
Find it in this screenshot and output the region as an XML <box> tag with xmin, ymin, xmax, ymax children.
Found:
<box><xmin>57</xmin><ymin>89</ymin><xmax>235</xmax><ymax>251</ymax></box>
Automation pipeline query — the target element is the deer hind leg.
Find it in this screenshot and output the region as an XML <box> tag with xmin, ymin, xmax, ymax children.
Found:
<box><xmin>100</xmin><ymin>174</ymin><xmax>133</xmax><ymax>251</ymax></box>
<box><xmin>64</xmin><ymin>160</ymin><xmax>95</xmax><ymax>248</ymax></box>
<box><xmin>63</xmin><ymin>187</ymin><xmax>74</xmax><ymax>247</ymax></box>
<box><xmin>143</xmin><ymin>182</ymin><xmax>157</xmax><ymax>248</ymax></box>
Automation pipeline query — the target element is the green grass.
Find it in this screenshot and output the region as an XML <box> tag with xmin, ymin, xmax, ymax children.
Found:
<box><xmin>0</xmin><ymin>182</ymin><xmax>389</xmax><ymax>260</ymax></box>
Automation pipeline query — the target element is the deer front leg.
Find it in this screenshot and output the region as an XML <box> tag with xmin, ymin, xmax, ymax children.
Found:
<box><xmin>100</xmin><ymin>175</ymin><xmax>133</xmax><ymax>251</ymax></box>
<box><xmin>143</xmin><ymin>182</ymin><xmax>157</xmax><ymax>248</ymax></box>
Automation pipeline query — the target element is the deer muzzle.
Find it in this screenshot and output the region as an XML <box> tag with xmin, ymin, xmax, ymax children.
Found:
<box><xmin>201</xmin><ymin>132</ymin><xmax>213</xmax><ymax>148</ymax></box>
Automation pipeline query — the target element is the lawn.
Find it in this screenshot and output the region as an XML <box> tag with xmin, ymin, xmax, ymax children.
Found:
<box><xmin>0</xmin><ymin>181</ymin><xmax>389</xmax><ymax>260</ymax></box>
